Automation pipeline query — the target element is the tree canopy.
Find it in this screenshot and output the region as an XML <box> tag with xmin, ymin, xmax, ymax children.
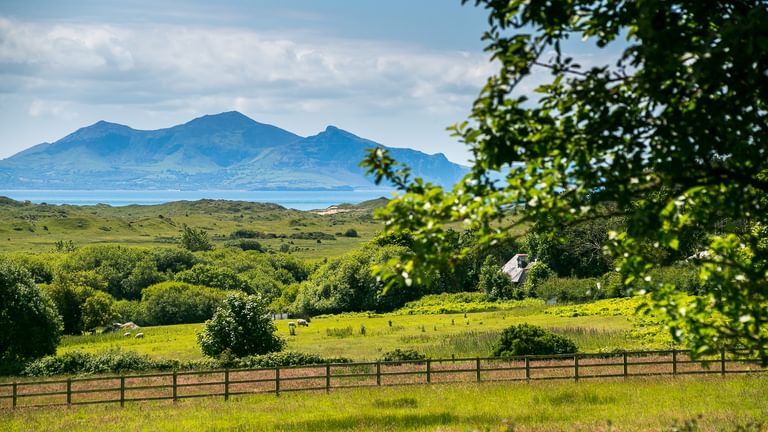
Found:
<box><xmin>0</xmin><ymin>260</ymin><xmax>62</xmax><ymax>370</ymax></box>
<box><xmin>364</xmin><ymin>0</ymin><xmax>768</xmax><ymax>362</ymax></box>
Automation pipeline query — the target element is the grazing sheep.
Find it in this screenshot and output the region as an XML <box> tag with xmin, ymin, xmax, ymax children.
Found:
<box><xmin>135</xmin><ymin>332</ymin><xmax>144</xmax><ymax>339</ymax></box>
<box><xmin>297</xmin><ymin>319</ymin><xmax>309</xmax><ymax>327</ymax></box>
<box><xmin>124</xmin><ymin>332</ymin><xmax>131</xmax><ymax>337</ymax></box>
<box><xmin>288</xmin><ymin>322</ymin><xmax>297</xmax><ymax>336</ymax></box>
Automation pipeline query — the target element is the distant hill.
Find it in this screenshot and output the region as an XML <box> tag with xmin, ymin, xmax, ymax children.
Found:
<box><xmin>0</xmin><ymin>111</ymin><xmax>467</xmax><ymax>190</ymax></box>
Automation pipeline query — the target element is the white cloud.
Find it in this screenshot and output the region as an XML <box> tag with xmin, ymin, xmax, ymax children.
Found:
<box><xmin>0</xmin><ymin>17</ymin><xmax>494</xmax><ymax>117</ymax></box>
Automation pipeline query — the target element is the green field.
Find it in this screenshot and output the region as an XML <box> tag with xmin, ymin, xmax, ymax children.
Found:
<box><xmin>56</xmin><ymin>298</ymin><xmax>658</xmax><ymax>363</ymax></box>
<box><xmin>3</xmin><ymin>376</ymin><xmax>766</xmax><ymax>431</ymax></box>
<box><xmin>0</xmin><ymin>197</ymin><xmax>384</xmax><ymax>260</ymax></box>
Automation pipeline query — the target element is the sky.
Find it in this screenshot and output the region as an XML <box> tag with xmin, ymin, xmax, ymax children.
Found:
<box><xmin>0</xmin><ymin>1</ymin><xmax>621</xmax><ymax>165</ymax></box>
<box><xmin>0</xmin><ymin>0</ymin><xmax>501</xmax><ymax>164</ymax></box>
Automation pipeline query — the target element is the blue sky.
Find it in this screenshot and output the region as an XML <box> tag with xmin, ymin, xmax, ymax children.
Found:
<box><xmin>0</xmin><ymin>1</ymin><xmax>616</xmax><ymax>164</ymax></box>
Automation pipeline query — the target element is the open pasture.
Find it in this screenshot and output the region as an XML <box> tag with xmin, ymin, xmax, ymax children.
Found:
<box><xmin>2</xmin><ymin>376</ymin><xmax>767</xmax><ymax>431</ymax></box>
<box><xmin>57</xmin><ymin>304</ymin><xmax>640</xmax><ymax>362</ymax></box>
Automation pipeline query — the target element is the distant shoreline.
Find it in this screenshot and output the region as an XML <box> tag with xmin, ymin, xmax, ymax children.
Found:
<box><xmin>0</xmin><ymin>189</ymin><xmax>396</xmax><ymax>211</ymax></box>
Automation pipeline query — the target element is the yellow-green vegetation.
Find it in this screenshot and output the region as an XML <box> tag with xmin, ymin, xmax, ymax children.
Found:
<box><xmin>58</xmin><ymin>297</ymin><xmax>658</xmax><ymax>362</ymax></box>
<box><xmin>0</xmin><ymin>197</ymin><xmax>384</xmax><ymax>260</ymax></box>
<box><xmin>3</xmin><ymin>376</ymin><xmax>767</xmax><ymax>431</ymax></box>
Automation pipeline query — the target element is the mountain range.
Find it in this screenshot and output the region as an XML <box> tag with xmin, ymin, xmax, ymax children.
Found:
<box><xmin>0</xmin><ymin>111</ymin><xmax>467</xmax><ymax>190</ymax></box>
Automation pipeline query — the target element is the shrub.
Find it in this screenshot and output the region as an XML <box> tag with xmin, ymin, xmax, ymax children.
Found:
<box><xmin>142</xmin><ymin>282</ymin><xmax>227</xmax><ymax>325</ymax></box>
<box><xmin>0</xmin><ymin>260</ymin><xmax>62</xmax><ymax>371</ymax></box>
<box><xmin>41</xmin><ymin>282</ymin><xmax>95</xmax><ymax>335</ymax></box>
<box><xmin>492</xmin><ymin>323</ymin><xmax>577</xmax><ymax>357</ymax></box>
<box><xmin>197</xmin><ymin>293</ymin><xmax>285</xmax><ymax>358</ymax></box>
<box><xmin>342</xmin><ymin>229</ymin><xmax>359</xmax><ymax>238</ymax></box>
<box><xmin>113</xmin><ymin>300</ymin><xmax>148</xmax><ymax>326</ymax></box>
<box><xmin>523</xmin><ymin>261</ymin><xmax>554</xmax><ymax>295</ymax></box>
<box><xmin>179</xmin><ymin>225</ymin><xmax>214</xmax><ymax>252</ymax></box>
<box><xmin>81</xmin><ymin>291</ymin><xmax>118</xmax><ymax>331</ymax></box>
<box><xmin>232</xmin><ymin>351</ymin><xmax>352</xmax><ymax>369</ymax></box>
<box><xmin>381</xmin><ymin>348</ymin><xmax>427</xmax><ymax>363</ymax></box>
<box><xmin>225</xmin><ymin>239</ymin><xmax>264</xmax><ymax>252</ymax></box>
<box><xmin>478</xmin><ymin>255</ymin><xmax>519</xmax><ymax>300</ymax></box>
<box><xmin>175</xmin><ymin>264</ymin><xmax>249</xmax><ymax>292</ymax></box>
<box><xmin>152</xmin><ymin>247</ymin><xmax>198</xmax><ymax>274</ymax></box>
<box><xmin>22</xmin><ymin>350</ymin><xmax>177</xmax><ymax>377</ymax></box>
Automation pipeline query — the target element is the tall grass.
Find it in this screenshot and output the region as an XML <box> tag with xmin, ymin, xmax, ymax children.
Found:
<box><xmin>3</xmin><ymin>376</ymin><xmax>767</xmax><ymax>431</ymax></box>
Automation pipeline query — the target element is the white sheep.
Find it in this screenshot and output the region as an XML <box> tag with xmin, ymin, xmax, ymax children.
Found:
<box><xmin>135</xmin><ymin>332</ymin><xmax>144</xmax><ymax>339</ymax></box>
<box><xmin>287</xmin><ymin>322</ymin><xmax>297</xmax><ymax>336</ymax></box>
<box><xmin>124</xmin><ymin>332</ymin><xmax>131</xmax><ymax>337</ymax></box>
<box><xmin>297</xmin><ymin>319</ymin><xmax>309</xmax><ymax>327</ymax></box>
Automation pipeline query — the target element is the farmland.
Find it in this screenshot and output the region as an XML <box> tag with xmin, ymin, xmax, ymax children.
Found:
<box><xmin>55</xmin><ymin>297</ymin><xmax>647</xmax><ymax>362</ymax></box>
<box><xmin>2</xmin><ymin>376</ymin><xmax>767</xmax><ymax>431</ymax></box>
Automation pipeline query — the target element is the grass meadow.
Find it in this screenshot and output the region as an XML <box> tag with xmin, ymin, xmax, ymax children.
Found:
<box><xmin>57</xmin><ymin>302</ymin><xmax>642</xmax><ymax>362</ymax></box>
<box><xmin>2</xmin><ymin>376</ymin><xmax>767</xmax><ymax>431</ymax></box>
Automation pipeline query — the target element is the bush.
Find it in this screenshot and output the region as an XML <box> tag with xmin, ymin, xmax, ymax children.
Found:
<box><xmin>478</xmin><ymin>255</ymin><xmax>519</xmax><ymax>300</ymax></box>
<box><xmin>41</xmin><ymin>282</ymin><xmax>95</xmax><ymax>335</ymax></box>
<box><xmin>197</xmin><ymin>293</ymin><xmax>285</xmax><ymax>358</ymax></box>
<box><xmin>523</xmin><ymin>261</ymin><xmax>554</xmax><ymax>295</ymax></box>
<box><xmin>535</xmin><ymin>276</ymin><xmax>604</xmax><ymax>303</ymax></box>
<box><xmin>0</xmin><ymin>260</ymin><xmax>62</xmax><ymax>370</ymax></box>
<box><xmin>175</xmin><ymin>264</ymin><xmax>249</xmax><ymax>292</ymax></box>
<box><xmin>81</xmin><ymin>291</ymin><xmax>118</xmax><ymax>331</ymax></box>
<box><xmin>381</xmin><ymin>349</ymin><xmax>427</xmax><ymax>363</ymax></box>
<box><xmin>179</xmin><ymin>225</ymin><xmax>214</xmax><ymax>252</ymax></box>
<box><xmin>22</xmin><ymin>350</ymin><xmax>178</xmax><ymax>377</ymax></box>
<box><xmin>142</xmin><ymin>282</ymin><xmax>227</xmax><ymax>325</ymax></box>
<box><xmin>232</xmin><ymin>351</ymin><xmax>352</xmax><ymax>369</ymax></box>
<box><xmin>342</xmin><ymin>229</ymin><xmax>359</xmax><ymax>238</ymax></box>
<box><xmin>492</xmin><ymin>323</ymin><xmax>577</xmax><ymax>357</ymax></box>
<box><xmin>152</xmin><ymin>247</ymin><xmax>198</xmax><ymax>274</ymax></box>
<box><xmin>225</xmin><ymin>239</ymin><xmax>264</xmax><ymax>252</ymax></box>
<box><xmin>113</xmin><ymin>300</ymin><xmax>149</xmax><ymax>326</ymax></box>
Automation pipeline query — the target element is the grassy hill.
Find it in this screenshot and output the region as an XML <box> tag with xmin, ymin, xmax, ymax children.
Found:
<box><xmin>0</xmin><ymin>197</ymin><xmax>386</xmax><ymax>260</ymax></box>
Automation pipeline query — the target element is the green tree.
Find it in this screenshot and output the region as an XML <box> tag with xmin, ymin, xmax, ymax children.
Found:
<box><xmin>364</xmin><ymin>1</ymin><xmax>768</xmax><ymax>363</ymax></box>
<box><xmin>142</xmin><ymin>281</ymin><xmax>227</xmax><ymax>325</ymax></box>
<box><xmin>81</xmin><ymin>291</ymin><xmax>118</xmax><ymax>332</ymax></box>
<box><xmin>41</xmin><ymin>282</ymin><xmax>95</xmax><ymax>335</ymax></box>
<box><xmin>477</xmin><ymin>256</ymin><xmax>517</xmax><ymax>300</ymax></box>
<box><xmin>492</xmin><ymin>324</ymin><xmax>577</xmax><ymax>357</ymax></box>
<box><xmin>197</xmin><ymin>293</ymin><xmax>284</xmax><ymax>358</ymax></box>
<box><xmin>0</xmin><ymin>260</ymin><xmax>62</xmax><ymax>369</ymax></box>
<box><xmin>180</xmin><ymin>225</ymin><xmax>214</xmax><ymax>252</ymax></box>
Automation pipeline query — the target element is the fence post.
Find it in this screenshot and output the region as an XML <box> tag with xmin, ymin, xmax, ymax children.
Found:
<box><xmin>224</xmin><ymin>368</ymin><xmax>229</xmax><ymax>401</ymax></box>
<box><xmin>574</xmin><ymin>354</ymin><xmax>580</xmax><ymax>382</ymax></box>
<box><xmin>376</xmin><ymin>362</ymin><xmax>381</xmax><ymax>386</ymax></box>
<box><xmin>525</xmin><ymin>356</ymin><xmax>530</xmax><ymax>382</ymax></box>
<box><xmin>623</xmin><ymin>352</ymin><xmax>628</xmax><ymax>379</ymax></box>
<box><xmin>12</xmin><ymin>382</ymin><xmax>17</xmax><ymax>409</ymax></box>
<box><xmin>326</xmin><ymin>364</ymin><xmax>331</xmax><ymax>393</ymax></box>
<box><xmin>672</xmin><ymin>349</ymin><xmax>677</xmax><ymax>377</ymax></box>
<box><xmin>475</xmin><ymin>358</ymin><xmax>481</xmax><ymax>382</ymax></box>
<box><xmin>275</xmin><ymin>367</ymin><xmax>280</xmax><ymax>397</ymax></box>
<box><xmin>172</xmin><ymin>371</ymin><xmax>178</xmax><ymax>402</ymax></box>
<box><xmin>66</xmin><ymin>378</ymin><xmax>72</xmax><ymax>405</ymax></box>
<box><xmin>721</xmin><ymin>349</ymin><xmax>726</xmax><ymax>377</ymax></box>
<box><xmin>119</xmin><ymin>376</ymin><xmax>125</xmax><ymax>407</ymax></box>
<box><xmin>426</xmin><ymin>360</ymin><xmax>431</xmax><ymax>384</ymax></box>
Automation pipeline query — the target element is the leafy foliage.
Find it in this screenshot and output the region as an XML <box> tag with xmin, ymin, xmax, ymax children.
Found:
<box><xmin>175</xmin><ymin>263</ymin><xmax>249</xmax><ymax>292</ymax></box>
<box><xmin>0</xmin><ymin>260</ymin><xmax>62</xmax><ymax>369</ymax></box>
<box><xmin>179</xmin><ymin>225</ymin><xmax>214</xmax><ymax>252</ymax></box>
<box><xmin>197</xmin><ymin>293</ymin><xmax>285</xmax><ymax>358</ymax></box>
<box><xmin>380</xmin><ymin>348</ymin><xmax>427</xmax><ymax>363</ymax></box>
<box><xmin>492</xmin><ymin>324</ymin><xmax>577</xmax><ymax>357</ymax></box>
<box><xmin>478</xmin><ymin>256</ymin><xmax>518</xmax><ymax>300</ymax></box>
<box><xmin>142</xmin><ymin>282</ymin><xmax>228</xmax><ymax>325</ymax></box>
<box><xmin>80</xmin><ymin>291</ymin><xmax>118</xmax><ymax>331</ymax></box>
<box><xmin>363</xmin><ymin>0</ymin><xmax>768</xmax><ymax>363</ymax></box>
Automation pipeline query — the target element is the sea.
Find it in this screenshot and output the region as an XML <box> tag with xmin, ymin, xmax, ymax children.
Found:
<box><xmin>0</xmin><ymin>189</ymin><xmax>397</xmax><ymax>211</ymax></box>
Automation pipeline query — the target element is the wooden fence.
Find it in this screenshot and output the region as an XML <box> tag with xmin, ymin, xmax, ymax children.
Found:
<box><xmin>1</xmin><ymin>349</ymin><xmax>765</xmax><ymax>410</ymax></box>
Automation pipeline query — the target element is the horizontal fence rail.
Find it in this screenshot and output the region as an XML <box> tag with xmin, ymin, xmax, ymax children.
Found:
<box><xmin>0</xmin><ymin>349</ymin><xmax>765</xmax><ymax>410</ymax></box>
